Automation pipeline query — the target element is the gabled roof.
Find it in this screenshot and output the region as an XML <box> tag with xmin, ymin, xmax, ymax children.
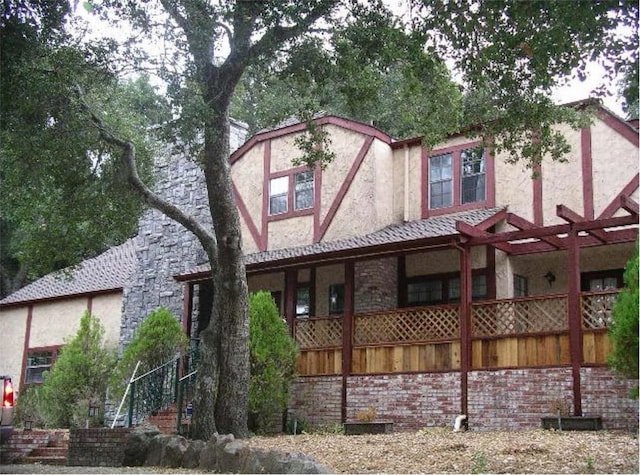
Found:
<box><xmin>177</xmin><ymin>207</ymin><xmax>504</xmax><ymax>280</ymax></box>
<box><xmin>0</xmin><ymin>239</ymin><xmax>137</xmax><ymax>307</ymax></box>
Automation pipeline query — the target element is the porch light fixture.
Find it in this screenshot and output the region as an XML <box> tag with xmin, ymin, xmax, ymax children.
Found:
<box><xmin>23</xmin><ymin>419</ymin><xmax>32</xmax><ymax>431</ymax></box>
<box><xmin>88</xmin><ymin>403</ymin><xmax>98</xmax><ymax>418</ymax></box>
<box><xmin>544</xmin><ymin>271</ymin><xmax>556</xmax><ymax>287</ymax></box>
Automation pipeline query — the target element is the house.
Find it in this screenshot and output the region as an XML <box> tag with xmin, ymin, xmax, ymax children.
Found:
<box><xmin>1</xmin><ymin>103</ymin><xmax>637</xmax><ymax>431</ymax></box>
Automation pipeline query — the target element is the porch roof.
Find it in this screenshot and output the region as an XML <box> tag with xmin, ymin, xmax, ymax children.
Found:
<box><xmin>177</xmin><ymin>207</ymin><xmax>504</xmax><ymax>280</ymax></box>
<box><xmin>0</xmin><ymin>239</ymin><xmax>137</xmax><ymax>307</ymax></box>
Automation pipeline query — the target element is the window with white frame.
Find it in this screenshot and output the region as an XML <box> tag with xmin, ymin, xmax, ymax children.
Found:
<box><xmin>429</xmin><ymin>154</ymin><xmax>453</xmax><ymax>209</ymax></box>
<box><xmin>269</xmin><ymin>176</ymin><xmax>288</xmax><ymax>215</ymax></box>
<box><xmin>461</xmin><ymin>147</ymin><xmax>486</xmax><ymax>204</ymax></box>
<box><xmin>294</xmin><ymin>171</ymin><xmax>314</xmax><ymax>210</ymax></box>
<box><xmin>24</xmin><ymin>349</ymin><xmax>57</xmax><ymax>384</ymax></box>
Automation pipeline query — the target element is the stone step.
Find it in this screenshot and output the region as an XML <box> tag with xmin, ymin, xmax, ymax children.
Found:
<box><xmin>22</xmin><ymin>455</ymin><xmax>68</xmax><ymax>466</ymax></box>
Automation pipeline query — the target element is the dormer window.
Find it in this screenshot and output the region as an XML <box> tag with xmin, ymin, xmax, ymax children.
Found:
<box><xmin>268</xmin><ymin>168</ymin><xmax>316</xmax><ymax>218</ymax></box>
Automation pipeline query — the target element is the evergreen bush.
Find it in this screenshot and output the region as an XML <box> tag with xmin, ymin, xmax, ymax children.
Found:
<box><xmin>608</xmin><ymin>241</ymin><xmax>639</xmax><ymax>398</ymax></box>
<box><xmin>248</xmin><ymin>291</ymin><xmax>298</xmax><ymax>432</ymax></box>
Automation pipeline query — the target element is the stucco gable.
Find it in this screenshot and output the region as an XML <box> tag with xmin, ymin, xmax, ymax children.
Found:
<box><xmin>0</xmin><ymin>239</ymin><xmax>137</xmax><ymax>306</ymax></box>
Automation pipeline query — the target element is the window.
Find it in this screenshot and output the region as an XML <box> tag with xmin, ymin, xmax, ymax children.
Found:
<box><xmin>405</xmin><ymin>274</ymin><xmax>487</xmax><ymax>306</ymax></box>
<box><xmin>25</xmin><ymin>350</ymin><xmax>56</xmax><ymax>384</ymax></box>
<box><xmin>296</xmin><ymin>286</ymin><xmax>310</xmax><ymax>318</ymax></box>
<box><xmin>328</xmin><ymin>284</ymin><xmax>345</xmax><ymax>315</ymax></box>
<box><xmin>581</xmin><ymin>269</ymin><xmax>623</xmax><ymax>291</ymax></box>
<box><xmin>294</xmin><ymin>171</ymin><xmax>314</xmax><ymax>210</ymax></box>
<box><xmin>429</xmin><ymin>154</ymin><xmax>453</xmax><ymax>209</ymax></box>
<box><xmin>513</xmin><ymin>274</ymin><xmax>528</xmax><ymax>297</ymax></box>
<box><xmin>426</xmin><ymin>144</ymin><xmax>488</xmax><ymax>213</ymax></box>
<box><xmin>269</xmin><ymin>176</ymin><xmax>288</xmax><ymax>215</ymax></box>
<box><xmin>461</xmin><ymin>147</ymin><xmax>485</xmax><ymax>204</ymax></box>
<box><xmin>268</xmin><ymin>170</ymin><xmax>315</xmax><ymax>217</ymax></box>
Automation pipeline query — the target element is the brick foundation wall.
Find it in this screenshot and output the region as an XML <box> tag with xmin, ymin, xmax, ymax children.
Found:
<box><xmin>347</xmin><ymin>373</ymin><xmax>461</xmax><ymax>431</ymax></box>
<box><xmin>468</xmin><ymin>368</ymin><xmax>574</xmax><ymax>431</ymax></box>
<box><xmin>68</xmin><ymin>428</ymin><xmax>131</xmax><ymax>467</ymax></box>
<box><xmin>581</xmin><ymin>366</ymin><xmax>639</xmax><ymax>431</ymax></box>
<box><xmin>288</xmin><ymin>376</ymin><xmax>342</xmax><ymax>428</ymax></box>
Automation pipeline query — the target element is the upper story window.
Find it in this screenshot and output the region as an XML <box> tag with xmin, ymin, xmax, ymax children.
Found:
<box><xmin>268</xmin><ymin>169</ymin><xmax>315</xmax><ymax>217</ymax></box>
<box><xmin>424</xmin><ymin>143</ymin><xmax>491</xmax><ymax>216</ymax></box>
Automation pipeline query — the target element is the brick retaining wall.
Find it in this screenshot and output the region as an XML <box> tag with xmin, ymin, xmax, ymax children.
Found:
<box><xmin>68</xmin><ymin>428</ymin><xmax>132</xmax><ymax>467</ymax></box>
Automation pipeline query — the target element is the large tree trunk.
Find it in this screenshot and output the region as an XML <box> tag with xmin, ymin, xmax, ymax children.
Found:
<box><xmin>191</xmin><ymin>105</ymin><xmax>249</xmax><ymax>440</ymax></box>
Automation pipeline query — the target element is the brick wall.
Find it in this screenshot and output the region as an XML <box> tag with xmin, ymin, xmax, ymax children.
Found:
<box><xmin>354</xmin><ymin>257</ymin><xmax>398</xmax><ymax>313</ymax></box>
<box><xmin>68</xmin><ymin>428</ymin><xmax>131</xmax><ymax>467</ymax></box>
<box><xmin>580</xmin><ymin>366</ymin><xmax>639</xmax><ymax>431</ymax></box>
<box><xmin>288</xmin><ymin>376</ymin><xmax>342</xmax><ymax>428</ymax></box>
<box><xmin>348</xmin><ymin>373</ymin><xmax>461</xmax><ymax>431</ymax></box>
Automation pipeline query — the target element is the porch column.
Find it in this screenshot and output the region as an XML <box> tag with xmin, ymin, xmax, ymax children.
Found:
<box><xmin>180</xmin><ymin>282</ymin><xmax>194</xmax><ymax>378</ymax></box>
<box><xmin>567</xmin><ymin>229</ymin><xmax>583</xmax><ymax>416</ymax></box>
<box><xmin>457</xmin><ymin>244</ymin><xmax>472</xmax><ymax>417</ymax></box>
<box><xmin>341</xmin><ymin>261</ymin><xmax>354</xmax><ymax>423</ymax></box>
<box><xmin>284</xmin><ymin>269</ymin><xmax>297</xmax><ymax>337</ymax></box>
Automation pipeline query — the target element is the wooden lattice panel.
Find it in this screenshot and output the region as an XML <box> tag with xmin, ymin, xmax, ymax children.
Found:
<box><xmin>354</xmin><ymin>307</ymin><xmax>459</xmax><ymax>345</ymax></box>
<box><xmin>294</xmin><ymin>317</ymin><xmax>342</xmax><ymax>349</ymax></box>
<box><xmin>581</xmin><ymin>291</ymin><xmax>619</xmax><ymax>329</ymax></box>
<box><xmin>471</xmin><ymin>296</ymin><xmax>568</xmax><ymax>337</ymax></box>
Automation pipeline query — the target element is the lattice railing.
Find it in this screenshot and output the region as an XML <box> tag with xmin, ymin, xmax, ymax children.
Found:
<box><xmin>471</xmin><ymin>295</ymin><xmax>568</xmax><ymax>337</ymax></box>
<box><xmin>354</xmin><ymin>306</ymin><xmax>459</xmax><ymax>346</ymax></box>
<box><xmin>294</xmin><ymin>316</ymin><xmax>343</xmax><ymax>349</ymax></box>
<box><xmin>581</xmin><ymin>290</ymin><xmax>619</xmax><ymax>329</ymax></box>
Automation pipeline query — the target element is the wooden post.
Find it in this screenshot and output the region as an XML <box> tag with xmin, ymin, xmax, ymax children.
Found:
<box><xmin>341</xmin><ymin>261</ymin><xmax>355</xmax><ymax>423</ymax></box>
<box><xmin>285</xmin><ymin>269</ymin><xmax>297</xmax><ymax>337</ymax></box>
<box><xmin>567</xmin><ymin>229</ymin><xmax>583</xmax><ymax>416</ymax></box>
<box><xmin>458</xmin><ymin>244</ymin><xmax>472</xmax><ymax>417</ymax></box>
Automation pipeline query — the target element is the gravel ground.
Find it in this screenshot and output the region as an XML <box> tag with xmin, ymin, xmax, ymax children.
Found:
<box><xmin>1</xmin><ymin>429</ymin><xmax>637</xmax><ymax>473</ymax></box>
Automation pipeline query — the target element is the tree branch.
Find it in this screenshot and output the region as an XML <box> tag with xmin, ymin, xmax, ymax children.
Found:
<box><xmin>72</xmin><ymin>84</ymin><xmax>217</xmax><ymax>254</ymax></box>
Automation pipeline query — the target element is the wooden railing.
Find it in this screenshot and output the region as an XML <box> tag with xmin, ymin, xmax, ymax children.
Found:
<box><xmin>293</xmin><ymin>291</ymin><xmax>620</xmax><ymax>374</ymax></box>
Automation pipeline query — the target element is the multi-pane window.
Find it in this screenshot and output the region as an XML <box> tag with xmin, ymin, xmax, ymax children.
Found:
<box><xmin>268</xmin><ymin>171</ymin><xmax>315</xmax><ymax>216</ymax></box>
<box><xmin>429</xmin><ymin>154</ymin><xmax>453</xmax><ymax>209</ymax></box>
<box><xmin>296</xmin><ymin>286</ymin><xmax>310</xmax><ymax>318</ymax></box>
<box><xmin>294</xmin><ymin>171</ymin><xmax>314</xmax><ymax>210</ymax></box>
<box><xmin>269</xmin><ymin>176</ymin><xmax>288</xmax><ymax>215</ymax></box>
<box><xmin>513</xmin><ymin>274</ymin><xmax>528</xmax><ymax>297</ymax></box>
<box><xmin>328</xmin><ymin>284</ymin><xmax>345</xmax><ymax>315</ymax></box>
<box><xmin>25</xmin><ymin>350</ymin><xmax>56</xmax><ymax>384</ymax></box>
<box><xmin>405</xmin><ymin>274</ymin><xmax>487</xmax><ymax>306</ymax></box>
<box><xmin>461</xmin><ymin>147</ymin><xmax>486</xmax><ymax>204</ymax></box>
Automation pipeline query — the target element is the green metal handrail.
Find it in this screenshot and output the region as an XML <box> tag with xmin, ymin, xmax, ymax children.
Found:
<box><xmin>127</xmin><ymin>347</ymin><xmax>199</xmax><ymax>427</ymax></box>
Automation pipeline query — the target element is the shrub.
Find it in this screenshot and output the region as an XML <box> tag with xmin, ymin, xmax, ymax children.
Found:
<box><xmin>111</xmin><ymin>307</ymin><xmax>187</xmax><ymax>398</ymax></box>
<box><xmin>37</xmin><ymin>311</ymin><xmax>116</xmax><ymax>427</ymax></box>
<box><xmin>608</xmin><ymin>242</ymin><xmax>639</xmax><ymax>398</ymax></box>
<box><xmin>248</xmin><ymin>291</ymin><xmax>298</xmax><ymax>432</ymax></box>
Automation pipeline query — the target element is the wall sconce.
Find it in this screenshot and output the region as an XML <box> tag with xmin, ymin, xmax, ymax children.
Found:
<box><xmin>544</xmin><ymin>271</ymin><xmax>556</xmax><ymax>287</ymax></box>
<box><xmin>23</xmin><ymin>419</ymin><xmax>33</xmax><ymax>431</ymax></box>
<box><xmin>88</xmin><ymin>403</ymin><xmax>98</xmax><ymax>418</ymax></box>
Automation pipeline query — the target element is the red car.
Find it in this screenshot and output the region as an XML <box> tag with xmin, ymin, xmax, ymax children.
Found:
<box><xmin>1</xmin><ymin>376</ymin><xmax>14</xmax><ymax>443</ymax></box>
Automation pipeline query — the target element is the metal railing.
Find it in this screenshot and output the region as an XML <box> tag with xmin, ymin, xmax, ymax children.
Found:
<box><xmin>127</xmin><ymin>348</ymin><xmax>199</xmax><ymax>427</ymax></box>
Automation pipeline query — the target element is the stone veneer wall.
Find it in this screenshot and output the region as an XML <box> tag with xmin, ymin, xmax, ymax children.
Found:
<box><xmin>354</xmin><ymin>257</ymin><xmax>398</xmax><ymax>314</ymax></box>
<box><xmin>119</xmin><ymin>121</ymin><xmax>247</xmax><ymax>349</ymax></box>
<box><xmin>347</xmin><ymin>373</ymin><xmax>461</xmax><ymax>431</ymax></box>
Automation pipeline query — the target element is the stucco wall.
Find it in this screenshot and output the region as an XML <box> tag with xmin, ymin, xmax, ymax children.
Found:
<box><xmin>315</xmin><ymin>264</ymin><xmax>345</xmax><ymax>316</ymax></box>
<box><xmin>405</xmin><ymin>247</ymin><xmax>486</xmax><ymax>277</ymax></box>
<box><xmin>29</xmin><ymin>299</ymin><xmax>90</xmax><ymax>348</ymax></box>
<box><xmin>91</xmin><ymin>294</ymin><xmax>125</xmax><ymax>348</ymax></box>
<box><xmin>0</xmin><ymin>307</ymin><xmax>28</xmax><ymax>391</ymax></box>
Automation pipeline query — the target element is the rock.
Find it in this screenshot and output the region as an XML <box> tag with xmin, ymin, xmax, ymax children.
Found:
<box><xmin>183</xmin><ymin>439</ymin><xmax>206</xmax><ymax>469</ymax></box>
<box><xmin>145</xmin><ymin>434</ymin><xmax>188</xmax><ymax>468</ymax></box>
<box><xmin>122</xmin><ymin>424</ymin><xmax>161</xmax><ymax>466</ymax></box>
<box><xmin>199</xmin><ymin>433</ymin><xmax>234</xmax><ymax>471</ymax></box>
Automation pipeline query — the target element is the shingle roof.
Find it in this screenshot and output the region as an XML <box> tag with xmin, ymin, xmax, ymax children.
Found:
<box><xmin>181</xmin><ymin>207</ymin><xmax>504</xmax><ymax>278</ymax></box>
<box><xmin>0</xmin><ymin>239</ymin><xmax>137</xmax><ymax>306</ymax></box>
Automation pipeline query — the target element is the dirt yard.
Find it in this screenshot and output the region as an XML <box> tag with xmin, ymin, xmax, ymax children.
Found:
<box><xmin>247</xmin><ymin>428</ymin><xmax>638</xmax><ymax>473</ymax></box>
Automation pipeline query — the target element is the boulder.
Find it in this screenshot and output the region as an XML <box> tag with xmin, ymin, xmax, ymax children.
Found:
<box><xmin>182</xmin><ymin>439</ymin><xmax>206</xmax><ymax>469</ymax></box>
<box><xmin>145</xmin><ymin>434</ymin><xmax>188</xmax><ymax>468</ymax></box>
<box><xmin>122</xmin><ymin>424</ymin><xmax>161</xmax><ymax>467</ymax></box>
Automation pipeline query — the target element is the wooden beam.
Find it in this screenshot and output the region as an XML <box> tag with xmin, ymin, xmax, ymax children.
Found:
<box><xmin>557</xmin><ymin>204</ymin><xmax>607</xmax><ymax>243</ymax></box>
<box><xmin>621</xmin><ymin>195</ymin><xmax>639</xmax><ymax>215</ymax></box>
<box><xmin>475</xmin><ymin>208</ymin><xmax>508</xmax><ymax>231</ymax></box>
<box><xmin>455</xmin><ymin>221</ymin><xmax>513</xmax><ymax>253</ymax></box>
<box><xmin>341</xmin><ymin>261</ymin><xmax>355</xmax><ymax>423</ymax></box>
<box><xmin>566</xmin><ymin>231</ymin><xmax>583</xmax><ymax>416</ymax></box>
<box><xmin>506</xmin><ymin>213</ymin><xmax>564</xmax><ymax>249</ymax></box>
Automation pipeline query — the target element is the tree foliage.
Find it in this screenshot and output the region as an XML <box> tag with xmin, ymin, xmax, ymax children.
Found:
<box><xmin>112</xmin><ymin>307</ymin><xmax>188</xmax><ymax>396</ymax></box>
<box><xmin>37</xmin><ymin>311</ymin><xmax>116</xmax><ymax>427</ymax></box>
<box><xmin>608</xmin><ymin>243</ymin><xmax>639</xmax><ymax>398</ymax></box>
<box><xmin>248</xmin><ymin>291</ymin><xmax>298</xmax><ymax>432</ymax></box>
<box><xmin>0</xmin><ymin>1</ymin><xmax>169</xmax><ymax>297</ymax></box>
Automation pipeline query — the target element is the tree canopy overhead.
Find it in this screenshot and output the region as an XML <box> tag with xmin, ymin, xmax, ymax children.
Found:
<box><xmin>1</xmin><ymin>0</ymin><xmax>637</xmax><ymax>439</ymax></box>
